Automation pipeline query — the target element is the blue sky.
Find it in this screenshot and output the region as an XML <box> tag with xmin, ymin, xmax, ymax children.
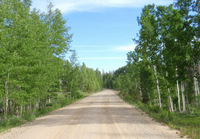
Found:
<box><xmin>32</xmin><ymin>0</ymin><xmax>173</xmax><ymax>72</ymax></box>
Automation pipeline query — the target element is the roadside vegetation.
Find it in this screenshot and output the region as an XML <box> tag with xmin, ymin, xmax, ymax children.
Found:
<box><xmin>0</xmin><ymin>0</ymin><xmax>102</xmax><ymax>132</ymax></box>
<box><xmin>0</xmin><ymin>90</ymin><xmax>96</xmax><ymax>133</ymax></box>
<box><xmin>118</xmin><ymin>92</ymin><xmax>200</xmax><ymax>139</ymax></box>
<box><xmin>103</xmin><ymin>0</ymin><xmax>200</xmax><ymax>138</ymax></box>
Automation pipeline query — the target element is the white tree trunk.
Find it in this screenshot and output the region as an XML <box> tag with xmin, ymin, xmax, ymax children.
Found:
<box><xmin>148</xmin><ymin>93</ymin><xmax>152</xmax><ymax>105</ymax></box>
<box><xmin>168</xmin><ymin>88</ymin><xmax>174</xmax><ymax>112</ymax></box>
<box><xmin>181</xmin><ymin>82</ymin><xmax>186</xmax><ymax>112</ymax></box>
<box><xmin>176</xmin><ymin>80</ymin><xmax>181</xmax><ymax>112</ymax></box>
<box><xmin>48</xmin><ymin>96</ymin><xmax>51</xmax><ymax>104</ymax></box>
<box><xmin>16</xmin><ymin>106</ymin><xmax>19</xmax><ymax>116</ymax></box>
<box><xmin>30</xmin><ymin>103</ymin><xmax>32</xmax><ymax>113</ymax></box>
<box><xmin>4</xmin><ymin>71</ymin><xmax>10</xmax><ymax>119</ymax></box>
<box><xmin>153</xmin><ymin>65</ymin><xmax>162</xmax><ymax>108</ymax></box>
<box><xmin>4</xmin><ymin>80</ymin><xmax>9</xmax><ymax>119</ymax></box>
<box><xmin>198</xmin><ymin>81</ymin><xmax>200</xmax><ymax>95</ymax></box>
<box><xmin>198</xmin><ymin>61</ymin><xmax>200</xmax><ymax>77</ymax></box>
<box><xmin>194</xmin><ymin>76</ymin><xmax>199</xmax><ymax>107</ymax></box>
<box><xmin>20</xmin><ymin>104</ymin><xmax>23</xmax><ymax>116</ymax></box>
<box><xmin>139</xmin><ymin>84</ymin><xmax>143</xmax><ymax>100</ymax></box>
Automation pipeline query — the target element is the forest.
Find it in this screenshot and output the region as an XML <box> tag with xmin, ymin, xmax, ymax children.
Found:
<box><xmin>1</xmin><ymin>0</ymin><xmax>200</xmax><ymax>138</ymax></box>
<box><xmin>0</xmin><ymin>0</ymin><xmax>102</xmax><ymax>127</ymax></box>
<box><xmin>103</xmin><ymin>0</ymin><xmax>200</xmax><ymax>138</ymax></box>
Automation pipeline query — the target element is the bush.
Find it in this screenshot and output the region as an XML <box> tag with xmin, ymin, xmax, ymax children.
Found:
<box><xmin>0</xmin><ymin>118</ymin><xmax>8</xmax><ymax>127</ymax></box>
<box><xmin>72</xmin><ymin>90</ymin><xmax>83</xmax><ymax>99</ymax></box>
<box><xmin>53</xmin><ymin>103</ymin><xmax>61</xmax><ymax>109</ymax></box>
<box><xmin>36</xmin><ymin>107</ymin><xmax>52</xmax><ymax>116</ymax></box>
<box><xmin>46</xmin><ymin>103</ymin><xmax>53</xmax><ymax>107</ymax></box>
<box><xmin>149</xmin><ymin>105</ymin><xmax>161</xmax><ymax>113</ymax></box>
<box><xmin>60</xmin><ymin>100</ymin><xmax>68</xmax><ymax>107</ymax></box>
<box><xmin>167</xmin><ymin>111</ymin><xmax>174</xmax><ymax>121</ymax></box>
<box><xmin>10</xmin><ymin>116</ymin><xmax>23</xmax><ymax>125</ymax></box>
<box><xmin>23</xmin><ymin>113</ymin><xmax>36</xmax><ymax>121</ymax></box>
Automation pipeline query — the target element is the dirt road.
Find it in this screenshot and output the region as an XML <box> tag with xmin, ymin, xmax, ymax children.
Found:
<box><xmin>0</xmin><ymin>90</ymin><xmax>186</xmax><ymax>139</ymax></box>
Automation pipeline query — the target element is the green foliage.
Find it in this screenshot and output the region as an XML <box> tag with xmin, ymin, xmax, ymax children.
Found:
<box><xmin>102</xmin><ymin>72</ymin><xmax>114</xmax><ymax>89</ymax></box>
<box><xmin>169</xmin><ymin>113</ymin><xmax>200</xmax><ymax>139</ymax></box>
<box><xmin>106</xmin><ymin>0</ymin><xmax>200</xmax><ymax>112</ymax></box>
<box><xmin>0</xmin><ymin>0</ymin><xmax>103</xmax><ymax>129</ymax></box>
<box><xmin>79</xmin><ymin>63</ymin><xmax>102</xmax><ymax>92</ymax></box>
<box><xmin>103</xmin><ymin>0</ymin><xmax>200</xmax><ymax>138</ymax></box>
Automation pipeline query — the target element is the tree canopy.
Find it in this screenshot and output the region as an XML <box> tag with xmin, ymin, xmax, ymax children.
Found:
<box><xmin>104</xmin><ymin>0</ymin><xmax>200</xmax><ymax>114</ymax></box>
<box><xmin>0</xmin><ymin>0</ymin><xmax>103</xmax><ymax>120</ymax></box>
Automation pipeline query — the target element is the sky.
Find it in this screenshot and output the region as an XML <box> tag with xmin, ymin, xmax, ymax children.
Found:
<box><xmin>31</xmin><ymin>0</ymin><xmax>174</xmax><ymax>72</ymax></box>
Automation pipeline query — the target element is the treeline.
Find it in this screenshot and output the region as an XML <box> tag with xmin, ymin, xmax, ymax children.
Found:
<box><xmin>0</xmin><ymin>0</ymin><xmax>102</xmax><ymax>120</ymax></box>
<box><xmin>104</xmin><ymin>0</ymin><xmax>200</xmax><ymax>114</ymax></box>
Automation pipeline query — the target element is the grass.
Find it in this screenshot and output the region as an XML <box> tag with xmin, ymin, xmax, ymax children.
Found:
<box><xmin>118</xmin><ymin>92</ymin><xmax>200</xmax><ymax>139</ymax></box>
<box><xmin>170</xmin><ymin>113</ymin><xmax>200</xmax><ymax>139</ymax></box>
<box><xmin>0</xmin><ymin>90</ymin><xmax>97</xmax><ymax>133</ymax></box>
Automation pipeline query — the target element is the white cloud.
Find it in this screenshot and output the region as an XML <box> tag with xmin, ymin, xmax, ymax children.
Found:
<box><xmin>31</xmin><ymin>0</ymin><xmax>173</xmax><ymax>14</ymax></box>
<box><xmin>115</xmin><ymin>44</ymin><xmax>136</xmax><ymax>52</ymax></box>
<box><xmin>73</xmin><ymin>44</ymin><xmax>136</xmax><ymax>52</ymax></box>
<box><xmin>79</xmin><ymin>57</ymin><xmax>126</xmax><ymax>60</ymax></box>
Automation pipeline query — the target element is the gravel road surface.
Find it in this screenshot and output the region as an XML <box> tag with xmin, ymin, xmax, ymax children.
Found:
<box><xmin>0</xmin><ymin>89</ymin><xmax>186</xmax><ymax>139</ymax></box>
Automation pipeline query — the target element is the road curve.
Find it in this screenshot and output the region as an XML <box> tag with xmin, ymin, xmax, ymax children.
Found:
<box><xmin>0</xmin><ymin>89</ymin><xmax>186</xmax><ymax>139</ymax></box>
